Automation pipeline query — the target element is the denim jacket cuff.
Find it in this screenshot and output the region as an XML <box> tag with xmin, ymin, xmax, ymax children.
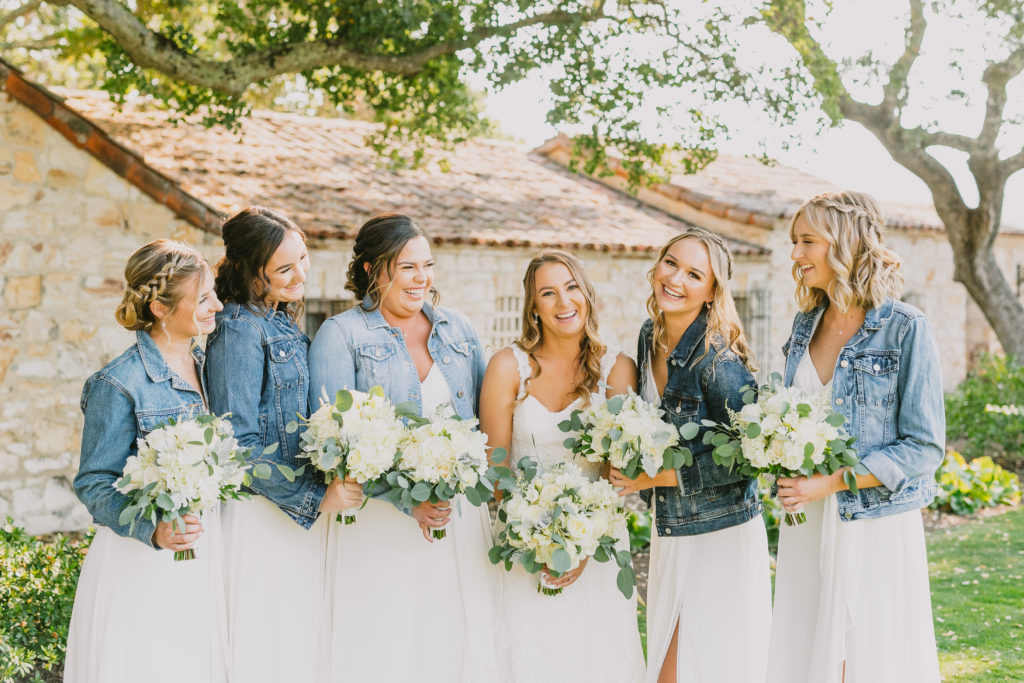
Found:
<box><xmin>131</xmin><ymin>519</ymin><xmax>159</xmax><ymax>549</ymax></box>
<box><xmin>301</xmin><ymin>479</ymin><xmax>328</xmax><ymax>519</ymax></box>
<box><xmin>860</xmin><ymin>450</ymin><xmax>906</xmax><ymax>495</ymax></box>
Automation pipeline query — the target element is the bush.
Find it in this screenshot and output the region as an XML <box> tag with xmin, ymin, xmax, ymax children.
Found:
<box><xmin>627</xmin><ymin>510</ymin><xmax>651</xmax><ymax>553</ymax></box>
<box><xmin>945</xmin><ymin>353</ymin><xmax>1024</xmax><ymax>465</ymax></box>
<box><xmin>931</xmin><ymin>451</ymin><xmax>1021</xmax><ymax>516</ymax></box>
<box><xmin>0</xmin><ymin>520</ymin><xmax>91</xmax><ymax>683</ymax></box>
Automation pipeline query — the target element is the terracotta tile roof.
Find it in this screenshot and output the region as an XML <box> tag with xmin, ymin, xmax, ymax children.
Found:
<box><xmin>4</xmin><ymin>68</ymin><xmax>765</xmax><ymax>256</ymax></box>
<box><xmin>535</xmin><ymin>135</ymin><xmax>1024</xmax><ymax>234</ymax></box>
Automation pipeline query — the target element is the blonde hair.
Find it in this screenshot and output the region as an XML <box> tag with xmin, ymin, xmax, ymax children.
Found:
<box><xmin>789</xmin><ymin>191</ymin><xmax>904</xmax><ymax>312</ymax></box>
<box><xmin>515</xmin><ymin>249</ymin><xmax>606</xmax><ymax>407</ymax></box>
<box><xmin>646</xmin><ymin>228</ymin><xmax>757</xmax><ymax>372</ymax></box>
<box><xmin>115</xmin><ymin>240</ymin><xmax>208</xmax><ymax>332</ymax></box>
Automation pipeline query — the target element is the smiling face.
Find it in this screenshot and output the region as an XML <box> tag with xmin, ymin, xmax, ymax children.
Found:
<box><xmin>790</xmin><ymin>214</ymin><xmax>836</xmax><ymax>291</ymax></box>
<box><xmin>651</xmin><ymin>237</ymin><xmax>716</xmax><ymax>325</ymax></box>
<box><xmin>532</xmin><ymin>261</ymin><xmax>589</xmax><ymax>338</ymax></box>
<box><xmin>263</xmin><ymin>229</ymin><xmax>309</xmax><ymax>306</ymax></box>
<box><xmin>375</xmin><ymin>236</ymin><xmax>434</xmax><ymax>319</ymax></box>
<box><xmin>154</xmin><ymin>268</ymin><xmax>222</xmax><ymax>341</ymax></box>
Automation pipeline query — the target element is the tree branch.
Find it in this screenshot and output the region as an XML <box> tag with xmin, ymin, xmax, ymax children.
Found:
<box><xmin>67</xmin><ymin>0</ymin><xmax>599</xmax><ymax>96</ymax></box>
<box><xmin>980</xmin><ymin>44</ymin><xmax>1024</xmax><ymax>149</ymax></box>
<box><xmin>881</xmin><ymin>0</ymin><xmax>925</xmax><ymax>112</ymax></box>
<box><xmin>1004</xmin><ymin>148</ymin><xmax>1024</xmax><ymax>176</ymax></box>
<box><xmin>0</xmin><ymin>0</ymin><xmax>43</xmax><ymax>32</ymax></box>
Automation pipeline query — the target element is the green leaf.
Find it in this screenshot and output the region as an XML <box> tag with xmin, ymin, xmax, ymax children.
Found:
<box><xmin>335</xmin><ymin>390</ymin><xmax>353</xmax><ymax>412</ymax></box>
<box><xmin>564</xmin><ymin>437</ymin><xmax>578</xmax><ymax>449</ymax></box>
<box><xmin>745</xmin><ymin>422</ymin><xmax>761</xmax><ymax>439</ymax></box>
<box><xmin>678</xmin><ymin>422</ymin><xmax>700</xmax><ymax>440</ymax></box>
<box><xmin>488</xmin><ymin>545</ymin><xmax>503</xmax><ymax>565</ymax></box>
<box><xmin>605</xmin><ymin>395</ymin><xmax>624</xmax><ymax>415</ymax></box>
<box><xmin>411</xmin><ymin>482</ymin><xmax>431</xmax><ymax>503</ymax></box>
<box><xmin>252</xmin><ymin>463</ymin><xmax>272</xmax><ymax>480</ymax></box>
<box><xmin>263</xmin><ymin>443</ymin><xmax>279</xmax><ymax>455</ymax></box>
<box><xmin>557</xmin><ymin>419</ymin><xmax>573</xmax><ymax>433</ymax></box>
<box><xmin>825</xmin><ymin>412</ymin><xmax>846</xmax><ymax>427</ymax></box>
<box><xmin>491</xmin><ymin>447</ymin><xmax>508</xmax><ymax>465</ymax></box>
<box><xmin>616</xmin><ymin>565</ymin><xmax>636</xmax><ymax>599</ymax></box>
<box><xmin>156</xmin><ymin>492</ymin><xmax>175</xmax><ymax>511</ymax></box>
<box><xmin>118</xmin><ymin>505</ymin><xmax>139</xmax><ymax>527</ymax></box>
<box><xmin>550</xmin><ymin>547</ymin><xmax>572</xmax><ymax>573</ymax></box>
<box><xmin>285</xmin><ymin>421</ymin><xmax>299</xmax><ymax>434</ymax></box>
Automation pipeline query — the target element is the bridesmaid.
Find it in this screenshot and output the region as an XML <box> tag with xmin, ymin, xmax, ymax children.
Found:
<box><xmin>309</xmin><ymin>213</ymin><xmax>500</xmax><ymax>682</ymax></box>
<box><xmin>609</xmin><ymin>227</ymin><xmax>772</xmax><ymax>683</ymax></box>
<box><xmin>66</xmin><ymin>240</ymin><xmax>227</xmax><ymax>682</ymax></box>
<box><xmin>204</xmin><ymin>208</ymin><xmax>361</xmax><ymax>683</ymax></box>
<box><xmin>769</xmin><ymin>191</ymin><xmax>943</xmax><ymax>683</ymax></box>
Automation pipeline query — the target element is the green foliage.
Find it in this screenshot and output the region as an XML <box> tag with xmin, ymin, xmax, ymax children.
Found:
<box><xmin>0</xmin><ymin>521</ymin><xmax>92</xmax><ymax>683</ymax></box>
<box><xmin>759</xmin><ymin>476</ymin><xmax>782</xmax><ymax>551</ymax></box>
<box><xmin>945</xmin><ymin>353</ymin><xmax>1024</xmax><ymax>463</ymax></box>
<box><xmin>931</xmin><ymin>451</ymin><xmax>1021</xmax><ymax>516</ymax></box>
<box><xmin>626</xmin><ymin>510</ymin><xmax>651</xmax><ymax>553</ymax></box>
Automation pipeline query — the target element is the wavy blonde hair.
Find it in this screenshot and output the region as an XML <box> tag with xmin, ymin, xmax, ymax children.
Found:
<box><xmin>790</xmin><ymin>191</ymin><xmax>904</xmax><ymax>312</ymax></box>
<box><xmin>115</xmin><ymin>240</ymin><xmax>208</xmax><ymax>334</ymax></box>
<box><xmin>515</xmin><ymin>249</ymin><xmax>606</xmax><ymax>407</ymax></box>
<box><xmin>646</xmin><ymin>228</ymin><xmax>757</xmax><ymax>372</ymax></box>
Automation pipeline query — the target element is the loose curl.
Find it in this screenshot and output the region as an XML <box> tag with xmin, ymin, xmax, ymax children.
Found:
<box><xmin>215</xmin><ymin>207</ymin><xmax>306</xmax><ymax>321</ymax></box>
<box><xmin>646</xmin><ymin>229</ymin><xmax>757</xmax><ymax>372</ymax></box>
<box><xmin>515</xmin><ymin>249</ymin><xmax>606</xmax><ymax>407</ymax></box>
<box><xmin>345</xmin><ymin>213</ymin><xmax>439</xmax><ymax>311</ymax></box>
<box><xmin>790</xmin><ymin>191</ymin><xmax>904</xmax><ymax>313</ymax></box>
<box><xmin>114</xmin><ymin>240</ymin><xmax>207</xmax><ymax>332</ymax></box>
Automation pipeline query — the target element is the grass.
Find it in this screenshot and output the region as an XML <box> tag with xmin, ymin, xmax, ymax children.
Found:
<box><xmin>634</xmin><ymin>507</ymin><xmax>1024</xmax><ymax>680</ymax></box>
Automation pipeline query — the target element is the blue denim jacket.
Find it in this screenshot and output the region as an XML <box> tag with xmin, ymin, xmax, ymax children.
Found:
<box><xmin>74</xmin><ymin>331</ymin><xmax>207</xmax><ymax>548</ymax></box>
<box><xmin>637</xmin><ymin>310</ymin><xmax>762</xmax><ymax>537</ymax></box>
<box><xmin>782</xmin><ymin>298</ymin><xmax>944</xmax><ymax>520</ymax></box>
<box><xmin>205</xmin><ymin>302</ymin><xmax>325</xmax><ymax>528</ymax></box>
<box><xmin>308</xmin><ymin>298</ymin><xmax>485</xmax><ymax>421</ymax></box>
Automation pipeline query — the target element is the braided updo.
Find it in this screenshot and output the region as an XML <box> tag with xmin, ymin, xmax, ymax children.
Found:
<box><xmin>345</xmin><ymin>213</ymin><xmax>439</xmax><ymax>311</ymax></box>
<box><xmin>114</xmin><ymin>240</ymin><xmax>208</xmax><ymax>331</ymax></box>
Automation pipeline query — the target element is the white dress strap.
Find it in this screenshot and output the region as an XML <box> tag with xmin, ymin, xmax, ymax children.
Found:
<box><xmin>509</xmin><ymin>345</ymin><xmax>531</xmax><ymax>401</ymax></box>
<box><xmin>599</xmin><ymin>345</ymin><xmax>621</xmax><ymax>388</ymax></box>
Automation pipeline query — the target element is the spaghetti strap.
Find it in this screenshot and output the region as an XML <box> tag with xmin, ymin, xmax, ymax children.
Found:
<box><xmin>509</xmin><ymin>345</ymin><xmax>531</xmax><ymax>401</ymax></box>
<box><xmin>599</xmin><ymin>346</ymin><xmax>621</xmax><ymax>389</ymax></box>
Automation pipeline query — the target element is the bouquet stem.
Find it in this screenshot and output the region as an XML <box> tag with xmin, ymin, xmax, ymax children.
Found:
<box><xmin>337</xmin><ymin>512</ymin><xmax>357</xmax><ymax>525</ymax></box>
<box><xmin>173</xmin><ymin>548</ymin><xmax>196</xmax><ymax>562</ymax></box>
<box><xmin>784</xmin><ymin>511</ymin><xmax>807</xmax><ymax>526</ymax></box>
<box><xmin>432</xmin><ymin>528</ymin><xmax>447</xmax><ymax>540</ymax></box>
<box><xmin>537</xmin><ymin>582</ymin><xmax>563</xmax><ymax>597</ymax></box>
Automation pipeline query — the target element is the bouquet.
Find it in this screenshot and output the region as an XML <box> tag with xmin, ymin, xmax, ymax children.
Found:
<box><xmin>558</xmin><ymin>389</ymin><xmax>693</xmax><ymax>478</ymax></box>
<box><xmin>116</xmin><ymin>414</ymin><xmax>255</xmax><ymax>561</ymax></box>
<box><xmin>692</xmin><ymin>373</ymin><xmax>861</xmax><ymax>525</ymax></box>
<box><xmin>489</xmin><ymin>459</ymin><xmax>635</xmax><ymax>598</ymax></box>
<box><xmin>386</xmin><ymin>406</ymin><xmax>508</xmax><ymax>540</ymax></box>
<box><xmin>287</xmin><ymin>387</ymin><xmax>406</xmax><ymax>524</ymax></box>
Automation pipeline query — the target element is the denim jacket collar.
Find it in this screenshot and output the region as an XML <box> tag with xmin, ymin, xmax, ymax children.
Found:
<box><xmin>792</xmin><ymin>298</ymin><xmax>897</xmax><ymax>347</ymax></box>
<box><xmin>669</xmin><ymin>308</ymin><xmax>710</xmax><ymax>366</ymax></box>
<box><xmin>357</xmin><ymin>296</ymin><xmax>449</xmax><ymax>331</ymax></box>
<box><xmin>135</xmin><ymin>330</ymin><xmax>206</xmax><ymax>394</ymax></box>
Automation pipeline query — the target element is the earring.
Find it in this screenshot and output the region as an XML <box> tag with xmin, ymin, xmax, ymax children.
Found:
<box><xmin>705</xmin><ymin>301</ymin><xmax>711</xmax><ymax>310</ymax></box>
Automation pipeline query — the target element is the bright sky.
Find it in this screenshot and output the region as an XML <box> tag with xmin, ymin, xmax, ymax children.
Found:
<box><xmin>478</xmin><ymin>0</ymin><xmax>1024</xmax><ymax>226</ymax></box>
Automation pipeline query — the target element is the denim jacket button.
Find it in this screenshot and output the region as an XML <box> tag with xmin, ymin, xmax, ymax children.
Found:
<box><xmin>663</xmin><ymin>528</ymin><xmax>671</xmax><ymax>535</ymax></box>
<box><xmin>835</xmin><ymin>397</ymin><xmax>844</xmax><ymax>406</ymax></box>
<box><xmin>278</xmin><ymin>349</ymin><xmax>286</xmax><ymax>357</ymax></box>
<box><xmin>840</xmin><ymin>359</ymin><xmax>849</xmax><ymax>368</ymax></box>
<box><xmin>457</xmin><ymin>390</ymin><xmax>465</xmax><ymax>398</ymax></box>
<box><xmin>443</xmin><ymin>357</ymin><xmax>451</xmax><ymax>364</ymax></box>
<box><xmin>658</xmin><ymin>495</ymin><xmax>665</xmax><ymax>502</ymax></box>
<box><xmin>873</xmin><ymin>364</ymin><xmax>881</xmax><ymax>372</ymax></box>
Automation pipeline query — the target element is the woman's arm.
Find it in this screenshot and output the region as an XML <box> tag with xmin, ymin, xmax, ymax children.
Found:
<box><xmin>478</xmin><ymin>348</ymin><xmax>519</xmax><ymax>480</ymax></box>
<box><xmin>308</xmin><ymin>316</ymin><xmax>357</xmax><ymax>403</ymax></box>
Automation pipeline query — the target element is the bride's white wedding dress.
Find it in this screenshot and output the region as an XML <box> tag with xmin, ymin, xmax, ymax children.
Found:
<box><xmin>498</xmin><ymin>345</ymin><xmax>646</xmax><ymax>683</ymax></box>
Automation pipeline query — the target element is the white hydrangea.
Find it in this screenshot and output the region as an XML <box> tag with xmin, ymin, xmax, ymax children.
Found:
<box><xmin>396</xmin><ymin>407</ymin><xmax>490</xmax><ymax>493</ymax></box>
<box><xmin>574</xmin><ymin>389</ymin><xmax>680</xmax><ymax>477</ymax></box>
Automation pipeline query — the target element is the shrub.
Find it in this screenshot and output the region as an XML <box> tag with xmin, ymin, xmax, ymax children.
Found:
<box><xmin>627</xmin><ymin>510</ymin><xmax>651</xmax><ymax>553</ymax></box>
<box><xmin>931</xmin><ymin>451</ymin><xmax>1021</xmax><ymax>516</ymax></box>
<box><xmin>0</xmin><ymin>520</ymin><xmax>91</xmax><ymax>683</ymax></box>
<box><xmin>945</xmin><ymin>353</ymin><xmax>1024</xmax><ymax>464</ymax></box>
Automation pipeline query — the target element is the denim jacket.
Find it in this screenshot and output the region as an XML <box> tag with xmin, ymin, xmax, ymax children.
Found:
<box><xmin>782</xmin><ymin>298</ymin><xmax>944</xmax><ymax>520</ymax></box>
<box><xmin>205</xmin><ymin>302</ymin><xmax>325</xmax><ymax>528</ymax></box>
<box><xmin>74</xmin><ymin>331</ymin><xmax>207</xmax><ymax>548</ymax></box>
<box><xmin>308</xmin><ymin>298</ymin><xmax>485</xmax><ymax>421</ymax></box>
<box><xmin>637</xmin><ymin>310</ymin><xmax>762</xmax><ymax>537</ymax></box>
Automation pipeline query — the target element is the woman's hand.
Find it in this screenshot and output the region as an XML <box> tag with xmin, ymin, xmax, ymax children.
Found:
<box><xmin>776</xmin><ymin>472</ymin><xmax>843</xmax><ymax>511</ymax></box>
<box><xmin>542</xmin><ymin>557</ymin><xmax>589</xmax><ymax>589</ymax></box>
<box><xmin>319</xmin><ymin>476</ymin><xmax>364</xmax><ymax>514</ymax></box>
<box><xmin>412</xmin><ymin>500</ymin><xmax>451</xmax><ymax>542</ymax></box>
<box><xmin>153</xmin><ymin>514</ymin><xmax>203</xmax><ymax>552</ymax></box>
<box><xmin>608</xmin><ymin>467</ymin><xmax>678</xmax><ymax>496</ymax></box>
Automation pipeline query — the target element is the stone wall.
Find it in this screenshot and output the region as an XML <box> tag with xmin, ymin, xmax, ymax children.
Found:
<box><xmin>0</xmin><ymin>93</ymin><xmax>217</xmax><ymax>533</ymax></box>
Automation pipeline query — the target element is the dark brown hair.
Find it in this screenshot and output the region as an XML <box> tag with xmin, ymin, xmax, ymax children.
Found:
<box><xmin>345</xmin><ymin>213</ymin><xmax>438</xmax><ymax>311</ymax></box>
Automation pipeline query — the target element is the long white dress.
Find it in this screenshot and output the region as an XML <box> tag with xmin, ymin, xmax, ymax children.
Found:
<box><xmin>320</xmin><ymin>363</ymin><xmax>501</xmax><ymax>682</ymax></box>
<box><xmin>498</xmin><ymin>345</ymin><xmax>646</xmax><ymax>683</ymax></box>
<box><xmin>767</xmin><ymin>351</ymin><xmax>940</xmax><ymax>683</ymax></box>
<box><xmin>642</xmin><ymin>360</ymin><xmax>772</xmax><ymax>683</ymax></box>
<box><xmin>64</xmin><ymin>509</ymin><xmax>228</xmax><ymax>683</ymax></box>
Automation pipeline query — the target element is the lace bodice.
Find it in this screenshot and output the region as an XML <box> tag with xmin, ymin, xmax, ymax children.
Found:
<box><xmin>508</xmin><ymin>345</ymin><xmax>620</xmax><ymax>480</ymax></box>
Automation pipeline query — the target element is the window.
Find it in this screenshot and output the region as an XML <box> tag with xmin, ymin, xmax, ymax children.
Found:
<box><xmin>304</xmin><ymin>299</ymin><xmax>357</xmax><ymax>338</ymax></box>
<box><xmin>734</xmin><ymin>288</ymin><xmax>771</xmax><ymax>380</ymax></box>
<box><xmin>489</xmin><ymin>294</ymin><xmax>523</xmax><ymax>350</ymax></box>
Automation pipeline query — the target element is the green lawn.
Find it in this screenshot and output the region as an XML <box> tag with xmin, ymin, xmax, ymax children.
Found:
<box><xmin>636</xmin><ymin>507</ymin><xmax>1024</xmax><ymax>680</ymax></box>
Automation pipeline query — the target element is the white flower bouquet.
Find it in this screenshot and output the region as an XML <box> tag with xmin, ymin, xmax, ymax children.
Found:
<box><xmin>558</xmin><ymin>389</ymin><xmax>693</xmax><ymax>478</ymax></box>
<box><xmin>287</xmin><ymin>387</ymin><xmax>406</xmax><ymax>524</ymax></box>
<box><xmin>489</xmin><ymin>459</ymin><xmax>635</xmax><ymax>598</ymax></box>
<box><xmin>116</xmin><ymin>414</ymin><xmax>254</xmax><ymax>561</ymax></box>
<box><xmin>386</xmin><ymin>406</ymin><xmax>508</xmax><ymax>540</ymax></box>
<box><xmin>691</xmin><ymin>373</ymin><xmax>861</xmax><ymax>525</ymax></box>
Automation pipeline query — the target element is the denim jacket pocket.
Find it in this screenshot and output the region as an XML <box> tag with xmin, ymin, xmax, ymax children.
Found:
<box><xmin>136</xmin><ymin>404</ymin><xmax>202</xmax><ymax>436</ymax></box>
<box><xmin>355</xmin><ymin>342</ymin><xmax>398</xmax><ymax>389</ymax></box>
<box><xmin>853</xmin><ymin>351</ymin><xmax>899</xmax><ymax>406</ymax></box>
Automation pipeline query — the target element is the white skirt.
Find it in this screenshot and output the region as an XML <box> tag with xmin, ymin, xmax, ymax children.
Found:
<box><xmin>319</xmin><ymin>496</ymin><xmax>501</xmax><ymax>682</ymax></box>
<box><xmin>222</xmin><ymin>496</ymin><xmax>329</xmax><ymax>683</ymax></box>
<box><xmin>767</xmin><ymin>496</ymin><xmax>939</xmax><ymax>683</ymax></box>
<box><xmin>645</xmin><ymin>512</ymin><xmax>772</xmax><ymax>683</ymax></box>
<box><xmin>64</xmin><ymin>509</ymin><xmax>228</xmax><ymax>683</ymax></box>
<box><xmin>497</xmin><ymin>519</ymin><xmax>646</xmax><ymax>683</ymax></box>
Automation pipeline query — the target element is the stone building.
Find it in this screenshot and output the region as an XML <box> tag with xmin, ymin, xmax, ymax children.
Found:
<box><xmin>1</xmin><ymin>60</ymin><xmax>1020</xmax><ymax>533</ymax></box>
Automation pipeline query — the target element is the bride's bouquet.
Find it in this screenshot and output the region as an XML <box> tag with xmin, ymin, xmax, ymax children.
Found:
<box><xmin>287</xmin><ymin>387</ymin><xmax>406</xmax><ymax>524</ymax></box>
<box><xmin>692</xmin><ymin>373</ymin><xmax>861</xmax><ymax>525</ymax></box>
<box><xmin>116</xmin><ymin>414</ymin><xmax>254</xmax><ymax>561</ymax></box>
<box><xmin>385</xmin><ymin>406</ymin><xmax>506</xmax><ymax>540</ymax></box>
<box><xmin>489</xmin><ymin>459</ymin><xmax>635</xmax><ymax>598</ymax></box>
<box><xmin>558</xmin><ymin>389</ymin><xmax>693</xmax><ymax>478</ymax></box>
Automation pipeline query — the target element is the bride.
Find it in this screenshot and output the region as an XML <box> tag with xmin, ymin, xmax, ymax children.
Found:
<box><xmin>479</xmin><ymin>249</ymin><xmax>646</xmax><ymax>683</ymax></box>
